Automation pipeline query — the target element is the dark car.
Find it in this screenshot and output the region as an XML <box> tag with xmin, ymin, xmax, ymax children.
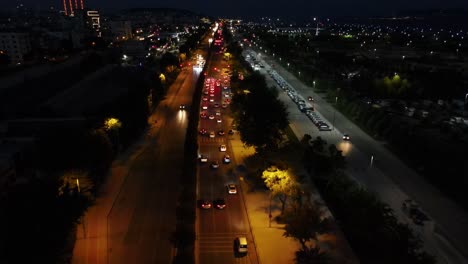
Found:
<box><xmin>410</xmin><ymin>208</ymin><xmax>430</xmax><ymax>225</ymax></box>
<box><xmin>210</xmin><ymin>160</ymin><xmax>220</xmax><ymax>169</ymax></box>
<box><xmin>213</xmin><ymin>198</ymin><xmax>226</xmax><ymax>209</ymax></box>
<box><xmin>199</xmin><ymin>199</ymin><xmax>212</xmax><ymax>209</ymax></box>
<box><xmin>342</xmin><ymin>134</ymin><xmax>350</xmax><ymax>141</ymax></box>
<box><xmin>218</xmin><ymin>130</ymin><xmax>225</xmax><ymax>136</ymax></box>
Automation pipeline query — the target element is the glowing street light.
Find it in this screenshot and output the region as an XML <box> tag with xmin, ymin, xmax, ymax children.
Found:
<box><xmin>104</xmin><ymin>117</ymin><xmax>122</xmax><ymax>131</ymax></box>
<box><xmin>332</xmin><ymin>96</ymin><xmax>338</xmax><ymax>131</ymax></box>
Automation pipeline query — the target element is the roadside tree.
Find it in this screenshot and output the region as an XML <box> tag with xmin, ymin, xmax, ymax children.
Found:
<box><xmin>262</xmin><ymin>166</ymin><xmax>300</xmax><ymax>214</ymax></box>
<box><xmin>283</xmin><ymin>202</ymin><xmax>329</xmax><ymax>251</ymax></box>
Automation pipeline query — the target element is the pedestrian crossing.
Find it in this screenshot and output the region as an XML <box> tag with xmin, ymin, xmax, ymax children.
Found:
<box><xmin>198</xmin><ymin>233</ymin><xmax>246</xmax><ymax>253</ymax></box>
<box><xmin>199</xmin><ymin>136</ymin><xmax>227</xmax><ymax>143</ymax></box>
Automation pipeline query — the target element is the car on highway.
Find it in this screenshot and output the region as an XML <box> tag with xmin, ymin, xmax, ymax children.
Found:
<box><xmin>219</xmin><ymin>145</ymin><xmax>227</xmax><ymax>152</ymax></box>
<box><xmin>209</xmin><ymin>115</ymin><xmax>215</xmax><ymax>120</ymax></box>
<box><xmin>343</xmin><ymin>134</ymin><xmax>350</xmax><ymax>141</ymax></box>
<box><xmin>179</xmin><ymin>104</ymin><xmax>186</xmax><ymax>110</ymax></box>
<box><xmin>215</xmin><ymin>111</ymin><xmax>221</xmax><ymax>116</ymax></box>
<box><xmin>202</xmin><ymin>104</ymin><xmax>208</xmax><ymax>110</ymax></box>
<box><xmin>217</xmin><ymin>118</ymin><xmax>222</xmax><ymax>123</ymax></box>
<box><xmin>199</xmin><ymin>128</ymin><xmax>207</xmax><ymax>135</ymax></box>
<box><xmin>209</xmin><ymin>131</ymin><xmax>215</xmax><ymax>138</ymax></box>
<box><xmin>200</xmin><ymin>200</ymin><xmax>212</xmax><ymax>209</ymax></box>
<box><xmin>199</xmin><ymin>155</ymin><xmax>208</xmax><ymax>163</ymax></box>
<box><xmin>223</xmin><ymin>155</ymin><xmax>231</xmax><ymax>163</ymax></box>
<box><xmin>308</xmin><ymin>96</ymin><xmax>314</xmax><ymax>101</ymax></box>
<box><xmin>200</xmin><ymin>113</ymin><xmax>207</xmax><ymax>119</ymax></box>
<box><xmin>235</xmin><ymin>237</ymin><xmax>248</xmax><ymax>253</ymax></box>
<box><xmin>213</xmin><ymin>198</ymin><xmax>226</xmax><ymax>209</ymax></box>
<box><xmin>318</xmin><ymin>122</ymin><xmax>331</xmax><ymax>131</ymax></box>
<box><xmin>221</xmin><ymin>104</ymin><xmax>227</xmax><ymax>108</ymax></box>
<box><xmin>210</xmin><ymin>160</ymin><xmax>220</xmax><ymax>169</ymax></box>
<box><xmin>202</xmin><ymin>96</ymin><xmax>208</xmax><ymax>101</ymax></box>
<box><xmin>227</xmin><ymin>184</ymin><xmax>237</xmax><ymax>194</ymax></box>
<box><xmin>218</xmin><ymin>130</ymin><xmax>225</xmax><ymax>136</ymax></box>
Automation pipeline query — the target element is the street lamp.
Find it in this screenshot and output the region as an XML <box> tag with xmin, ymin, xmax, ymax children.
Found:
<box><xmin>287</xmin><ymin>62</ymin><xmax>290</xmax><ymax>68</ymax></box>
<box><xmin>332</xmin><ymin>96</ymin><xmax>338</xmax><ymax>131</ymax></box>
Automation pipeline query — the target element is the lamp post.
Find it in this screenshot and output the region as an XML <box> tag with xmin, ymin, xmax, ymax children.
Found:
<box><xmin>332</xmin><ymin>96</ymin><xmax>338</xmax><ymax>131</ymax></box>
<box><xmin>287</xmin><ymin>62</ymin><xmax>290</xmax><ymax>68</ymax></box>
<box><xmin>269</xmin><ymin>193</ymin><xmax>273</xmax><ymax>228</ymax></box>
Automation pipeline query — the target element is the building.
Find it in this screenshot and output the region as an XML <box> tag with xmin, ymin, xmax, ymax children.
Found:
<box><xmin>0</xmin><ymin>31</ymin><xmax>32</xmax><ymax>65</ymax></box>
<box><xmin>63</xmin><ymin>0</ymin><xmax>85</xmax><ymax>16</ymax></box>
<box><xmin>109</xmin><ymin>20</ymin><xmax>132</xmax><ymax>41</ymax></box>
<box><xmin>86</xmin><ymin>10</ymin><xmax>101</xmax><ymax>37</ymax></box>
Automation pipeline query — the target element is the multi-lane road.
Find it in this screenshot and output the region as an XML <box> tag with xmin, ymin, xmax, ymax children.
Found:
<box><xmin>195</xmin><ymin>32</ymin><xmax>259</xmax><ymax>264</ymax></box>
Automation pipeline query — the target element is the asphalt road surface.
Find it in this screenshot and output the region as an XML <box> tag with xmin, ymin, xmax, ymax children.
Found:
<box><xmin>196</xmin><ymin>37</ymin><xmax>259</xmax><ymax>264</ymax></box>
<box><xmin>106</xmin><ymin>53</ymin><xmax>202</xmax><ymax>263</ymax></box>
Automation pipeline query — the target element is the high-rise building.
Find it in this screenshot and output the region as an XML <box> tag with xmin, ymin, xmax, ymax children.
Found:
<box><xmin>62</xmin><ymin>0</ymin><xmax>84</xmax><ymax>16</ymax></box>
<box><xmin>86</xmin><ymin>10</ymin><xmax>101</xmax><ymax>37</ymax></box>
<box><xmin>0</xmin><ymin>31</ymin><xmax>32</xmax><ymax>65</ymax></box>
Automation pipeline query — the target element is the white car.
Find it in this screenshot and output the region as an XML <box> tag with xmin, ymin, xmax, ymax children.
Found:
<box><xmin>217</xmin><ymin>118</ymin><xmax>222</xmax><ymax>123</ymax></box>
<box><xmin>227</xmin><ymin>184</ymin><xmax>237</xmax><ymax>194</ymax></box>
<box><xmin>223</xmin><ymin>155</ymin><xmax>231</xmax><ymax>163</ymax></box>
<box><xmin>199</xmin><ymin>155</ymin><xmax>208</xmax><ymax>163</ymax></box>
<box><xmin>219</xmin><ymin>144</ymin><xmax>227</xmax><ymax>152</ymax></box>
<box><xmin>211</xmin><ymin>161</ymin><xmax>220</xmax><ymax>169</ymax></box>
<box><xmin>209</xmin><ymin>115</ymin><xmax>215</xmax><ymax>120</ymax></box>
<box><xmin>209</xmin><ymin>131</ymin><xmax>215</xmax><ymax>138</ymax></box>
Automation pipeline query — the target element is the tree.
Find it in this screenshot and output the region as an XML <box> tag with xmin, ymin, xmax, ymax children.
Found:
<box><xmin>310</xmin><ymin>136</ymin><xmax>327</xmax><ymax>153</ymax></box>
<box><xmin>233</xmin><ymin>73</ymin><xmax>289</xmax><ymax>152</ymax></box>
<box><xmin>283</xmin><ymin>202</ymin><xmax>329</xmax><ymax>250</ymax></box>
<box><xmin>295</xmin><ymin>246</ymin><xmax>331</xmax><ymax>264</ymax></box>
<box><xmin>160</xmin><ymin>52</ymin><xmax>179</xmax><ymax>73</ymax></box>
<box><xmin>300</xmin><ymin>134</ymin><xmax>312</xmax><ymax>145</ymax></box>
<box><xmin>262</xmin><ymin>166</ymin><xmax>300</xmax><ymax>214</ymax></box>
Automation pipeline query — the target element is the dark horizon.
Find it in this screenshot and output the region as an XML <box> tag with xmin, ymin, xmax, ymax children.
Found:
<box><xmin>3</xmin><ymin>0</ymin><xmax>468</xmax><ymax>19</ymax></box>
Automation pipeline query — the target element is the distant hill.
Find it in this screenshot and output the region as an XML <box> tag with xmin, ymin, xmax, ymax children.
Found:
<box><xmin>122</xmin><ymin>7</ymin><xmax>204</xmax><ymax>18</ymax></box>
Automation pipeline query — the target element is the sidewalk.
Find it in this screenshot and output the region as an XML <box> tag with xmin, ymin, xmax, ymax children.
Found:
<box><xmin>228</xmin><ymin>126</ymin><xmax>359</xmax><ymax>264</ymax></box>
<box><xmin>71</xmin><ymin>107</ymin><xmax>165</xmax><ymax>264</ymax></box>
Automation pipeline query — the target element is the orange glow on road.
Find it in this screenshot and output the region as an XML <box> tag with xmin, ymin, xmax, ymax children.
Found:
<box><xmin>337</xmin><ymin>141</ymin><xmax>352</xmax><ymax>156</ymax></box>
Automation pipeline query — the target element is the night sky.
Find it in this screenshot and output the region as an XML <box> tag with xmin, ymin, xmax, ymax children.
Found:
<box><xmin>7</xmin><ymin>0</ymin><xmax>468</xmax><ymax>18</ymax></box>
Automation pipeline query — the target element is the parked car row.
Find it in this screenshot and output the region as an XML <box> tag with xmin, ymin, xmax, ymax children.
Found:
<box><xmin>268</xmin><ymin>69</ymin><xmax>331</xmax><ymax>131</ymax></box>
<box><xmin>402</xmin><ymin>199</ymin><xmax>431</xmax><ymax>226</ymax></box>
